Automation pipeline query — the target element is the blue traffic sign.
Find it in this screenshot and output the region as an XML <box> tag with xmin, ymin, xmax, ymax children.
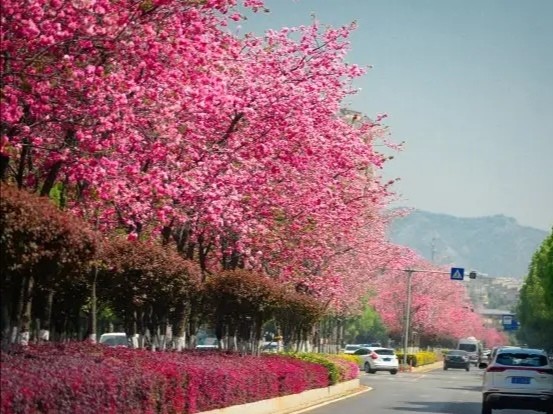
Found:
<box><xmin>502</xmin><ymin>315</ymin><xmax>519</xmax><ymax>331</ymax></box>
<box><xmin>502</xmin><ymin>315</ymin><xmax>513</xmax><ymax>325</ymax></box>
<box><xmin>450</xmin><ymin>267</ymin><xmax>465</xmax><ymax>281</ymax></box>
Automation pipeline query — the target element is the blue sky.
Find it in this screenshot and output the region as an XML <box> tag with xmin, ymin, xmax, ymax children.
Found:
<box><xmin>240</xmin><ymin>0</ymin><xmax>553</xmax><ymax>231</ymax></box>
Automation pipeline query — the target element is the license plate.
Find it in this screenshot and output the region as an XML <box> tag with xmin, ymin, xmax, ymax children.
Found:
<box><xmin>383</xmin><ymin>358</ymin><xmax>391</xmax><ymax>361</ymax></box>
<box><xmin>511</xmin><ymin>377</ymin><xmax>531</xmax><ymax>384</ymax></box>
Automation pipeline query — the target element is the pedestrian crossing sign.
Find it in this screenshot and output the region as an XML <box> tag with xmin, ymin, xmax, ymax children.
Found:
<box><xmin>450</xmin><ymin>267</ymin><xmax>465</xmax><ymax>281</ymax></box>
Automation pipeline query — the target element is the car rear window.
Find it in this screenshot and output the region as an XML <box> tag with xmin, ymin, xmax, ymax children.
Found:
<box><xmin>496</xmin><ymin>352</ymin><xmax>548</xmax><ymax>367</ymax></box>
<box><xmin>374</xmin><ymin>349</ymin><xmax>395</xmax><ymax>355</ymax></box>
<box><xmin>459</xmin><ymin>344</ymin><xmax>477</xmax><ymax>352</ymax></box>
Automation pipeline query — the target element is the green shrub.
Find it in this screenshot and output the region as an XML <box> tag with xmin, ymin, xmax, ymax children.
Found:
<box><xmin>395</xmin><ymin>351</ymin><xmax>439</xmax><ymax>367</ymax></box>
<box><xmin>335</xmin><ymin>353</ymin><xmax>362</xmax><ymax>366</ymax></box>
<box><xmin>283</xmin><ymin>352</ymin><xmax>361</xmax><ymax>385</ymax></box>
<box><xmin>284</xmin><ymin>353</ymin><xmax>339</xmax><ymax>384</ymax></box>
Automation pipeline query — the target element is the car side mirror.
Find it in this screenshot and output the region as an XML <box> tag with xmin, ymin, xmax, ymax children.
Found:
<box><xmin>478</xmin><ymin>362</ymin><xmax>488</xmax><ymax>369</ymax></box>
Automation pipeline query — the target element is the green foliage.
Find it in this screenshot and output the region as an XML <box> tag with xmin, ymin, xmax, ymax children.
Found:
<box><xmin>343</xmin><ymin>301</ymin><xmax>388</xmax><ymax>344</ymax></box>
<box><xmin>48</xmin><ymin>182</ymin><xmax>64</xmax><ymax>208</ymax></box>
<box><xmin>517</xmin><ymin>229</ymin><xmax>553</xmax><ymax>350</ymax></box>
<box><xmin>284</xmin><ymin>352</ymin><xmax>340</xmax><ymax>384</ymax></box>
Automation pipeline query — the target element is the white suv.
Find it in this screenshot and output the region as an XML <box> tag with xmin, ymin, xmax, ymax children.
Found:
<box><xmin>481</xmin><ymin>347</ymin><xmax>553</xmax><ymax>414</ymax></box>
<box><xmin>353</xmin><ymin>347</ymin><xmax>399</xmax><ymax>375</ymax></box>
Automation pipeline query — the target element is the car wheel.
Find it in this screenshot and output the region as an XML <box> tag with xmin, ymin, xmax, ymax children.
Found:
<box><xmin>443</xmin><ymin>366</ymin><xmax>448</xmax><ymax>370</ymax></box>
<box><xmin>481</xmin><ymin>401</ymin><xmax>492</xmax><ymax>414</ymax></box>
<box><xmin>364</xmin><ymin>362</ymin><xmax>375</xmax><ymax>374</ymax></box>
<box><xmin>390</xmin><ymin>369</ymin><xmax>398</xmax><ymax>375</ymax></box>
<box><xmin>466</xmin><ymin>365</ymin><xmax>470</xmax><ymax>372</ymax></box>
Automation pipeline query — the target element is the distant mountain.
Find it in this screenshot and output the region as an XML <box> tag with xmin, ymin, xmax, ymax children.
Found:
<box><xmin>388</xmin><ymin>209</ymin><xmax>549</xmax><ymax>278</ymax></box>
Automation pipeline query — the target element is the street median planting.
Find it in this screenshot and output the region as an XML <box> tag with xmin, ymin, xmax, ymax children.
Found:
<box><xmin>395</xmin><ymin>351</ymin><xmax>439</xmax><ymax>367</ymax></box>
<box><xmin>284</xmin><ymin>353</ymin><xmax>360</xmax><ymax>384</ymax></box>
<box><xmin>0</xmin><ymin>343</ymin><xmax>333</xmax><ymax>414</ymax></box>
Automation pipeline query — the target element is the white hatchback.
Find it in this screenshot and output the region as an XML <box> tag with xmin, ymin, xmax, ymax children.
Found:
<box><xmin>481</xmin><ymin>347</ymin><xmax>553</xmax><ymax>414</ymax></box>
<box><xmin>354</xmin><ymin>347</ymin><xmax>399</xmax><ymax>375</ymax></box>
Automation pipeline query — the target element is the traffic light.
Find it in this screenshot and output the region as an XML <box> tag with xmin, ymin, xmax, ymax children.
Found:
<box><xmin>469</xmin><ymin>271</ymin><xmax>477</xmax><ymax>279</ymax></box>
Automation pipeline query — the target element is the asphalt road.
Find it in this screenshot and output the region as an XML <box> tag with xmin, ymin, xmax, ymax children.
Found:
<box><xmin>306</xmin><ymin>366</ymin><xmax>545</xmax><ymax>414</ymax></box>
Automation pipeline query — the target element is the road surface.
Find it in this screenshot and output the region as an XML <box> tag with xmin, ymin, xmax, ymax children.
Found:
<box><xmin>306</xmin><ymin>366</ymin><xmax>544</xmax><ymax>414</ymax></box>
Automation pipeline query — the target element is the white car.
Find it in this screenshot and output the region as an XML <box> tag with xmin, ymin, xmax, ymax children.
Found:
<box><xmin>342</xmin><ymin>344</ymin><xmax>362</xmax><ymax>354</ymax></box>
<box><xmin>99</xmin><ymin>332</ymin><xmax>129</xmax><ymax>347</ymax></box>
<box><xmin>481</xmin><ymin>347</ymin><xmax>553</xmax><ymax>414</ymax></box>
<box><xmin>353</xmin><ymin>347</ymin><xmax>399</xmax><ymax>375</ymax></box>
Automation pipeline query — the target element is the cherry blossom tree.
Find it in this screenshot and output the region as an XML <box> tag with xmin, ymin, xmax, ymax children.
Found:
<box><xmin>1</xmin><ymin>0</ymin><xmax>396</xmax><ymax>306</ymax></box>
<box><xmin>2</xmin><ymin>0</ymin><xmax>497</xmax><ymax>349</ymax></box>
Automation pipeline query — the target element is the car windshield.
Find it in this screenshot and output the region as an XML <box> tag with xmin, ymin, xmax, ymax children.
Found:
<box><xmin>100</xmin><ymin>335</ymin><xmax>127</xmax><ymax>346</ymax></box>
<box><xmin>373</xmin><ymin>349</ymin><xmax>394</xmax><ymax>355</ymax></box>
<box><xmin>459</xmin><ymin>344</ymin><xmax>477</xmax><ymax>352</ymax></box>
<box><xmin>448</xmin><ymin>350</ymin><xmax>468</xmax><ymax>356</ymax></box>
<box><xmin>496</xmin><ymin>352</ymin><xmax>548</xmax><ymax>367</ymax></box>
<box><xmin>345</xmin><ymin>345</ymin><xmax>360</xmax><ymax>351</ymax></box>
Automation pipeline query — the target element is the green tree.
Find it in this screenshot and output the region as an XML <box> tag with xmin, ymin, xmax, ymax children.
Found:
<box><xmin>517</xmin><ymin>229</ymin><xmax>553</xmax><ymax>350</ymax></box>
<box><xmin>344</xmin><ymin>302</ymin><xmax>388</xmax><ymax>344</ymax></box>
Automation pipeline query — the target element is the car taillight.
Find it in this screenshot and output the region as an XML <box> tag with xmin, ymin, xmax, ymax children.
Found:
<box><xmin>370</xmin><ymin>352</ymin><xmax>378</xmax><ymax>360</ymax></box>
<box><xmin>486</xmin><ymin>366</ymin><xmax>506</xmax><ymax>372</ymax></box>
<box><xmin>537</xmin><ymin>368</ymin><xmax>553</xmax><ymax>375</ymax></box>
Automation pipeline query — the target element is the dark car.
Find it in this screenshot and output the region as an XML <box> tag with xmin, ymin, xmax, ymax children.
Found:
<box><xmin>444</xmin><ymin>350</ymin><xmax>470</xmax><ymax>371</ymax></box>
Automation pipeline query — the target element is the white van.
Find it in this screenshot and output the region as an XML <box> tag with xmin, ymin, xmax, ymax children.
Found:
<box><xmin>457</xmin><ymin>337</ymin><xmax>483</xmax><ymax>366</ymax></box>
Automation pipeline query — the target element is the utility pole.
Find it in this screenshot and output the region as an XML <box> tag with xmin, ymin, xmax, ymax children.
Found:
<box><xmin>399</xmin><ymin>267</ymin><xmax>478</xmax><ymax>367</ymax></box>
<box><xmin>403</xmin><ymin>269</ymin><xmax>414</xmax><ymax>367</ymax></box>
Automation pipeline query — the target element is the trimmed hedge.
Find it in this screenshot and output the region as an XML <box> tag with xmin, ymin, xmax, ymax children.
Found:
<box><xmin>334</xmin><ymin>353</ymin><xmax>362</xmax><ymax>367</ymax></box>
<box><xmin>284</xmin><ymin>353</ymin><xmax>359</xmax><ymax>385</ymax></box>
<box><xmin>0</xmin><ymin>343</ymin><xmax>333</xmax><ymax>414</ymax></box>
<box><xmin>395</xmin><ymin>351</ymin><xmax>439</xmax><ymax>367</ymax></box>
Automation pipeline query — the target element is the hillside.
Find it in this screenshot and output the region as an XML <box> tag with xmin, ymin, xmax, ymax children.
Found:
<box><xmin>388</xmin><ymin>209</ymin><xmax>549</xmax><ymax>278</ymax></box>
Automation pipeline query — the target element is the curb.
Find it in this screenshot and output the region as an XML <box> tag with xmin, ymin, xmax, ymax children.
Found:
<box><xmin>197</xmin><ymin>379</ymin><xmax>364</xmax><ymax>414</ymax></box>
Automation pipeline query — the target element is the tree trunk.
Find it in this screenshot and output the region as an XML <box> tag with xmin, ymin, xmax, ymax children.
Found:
<box><xmin>38</xmin><ymin>289</ymin><xmax>54</xmax><ymax>342</ymax></box>
<box><xmin>0</xmin><ymin>153</ymin><xmax>9</xmax><ymax>180</ymax></box>
<box><xmin>88</xmin><ymin>268</ymin><xmax>98</xmax><ymax>343</ymax></box>
<box><xmin>19</xmin><ymin>274</ymin><xmax>35</xmax><ymax>345</ymax></box>
<box><xmin>172</xmin><ymin>305</ymin><xmax>187</xmax><ymax>351</ymax></box>
<box><xmin>1</xmin><ymin>277</ymin><xmax>12</xmax><ymax>350</ymax></box>
<box><xmin>137</xmin><ymin>309</ymin><xmax>145</xmax><ymax>348</ymax></box>
<box><xmin>15</xmin><ymin>138</ymin><xmax>30</xmax><ymax>189</ymax></box>
<box><xmin>253</xmin><ymin>315</ymin><xmax>263</xmax><ymax>355</ymax></box>
<box><xmin>9</xmin><ymin>276</ymin><xmax>24</xmax><ymax>344</ymax></box>
<box><xmin>186</xmin><ymin>314</ymin><xmax>198</xmax><ymax>349</ymax></box>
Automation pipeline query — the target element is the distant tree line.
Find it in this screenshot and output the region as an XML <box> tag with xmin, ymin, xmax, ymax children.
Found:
<box><xmin>517</xmin><ymin>229</ymin><xmax>553</xmax><ymax>350</ymax></box>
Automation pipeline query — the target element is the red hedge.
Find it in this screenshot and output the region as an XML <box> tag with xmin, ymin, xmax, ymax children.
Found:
<box><xmin>0</xmin><ymin>343</ymin><xmax>330</xmax><ymax>413</ymax></box>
